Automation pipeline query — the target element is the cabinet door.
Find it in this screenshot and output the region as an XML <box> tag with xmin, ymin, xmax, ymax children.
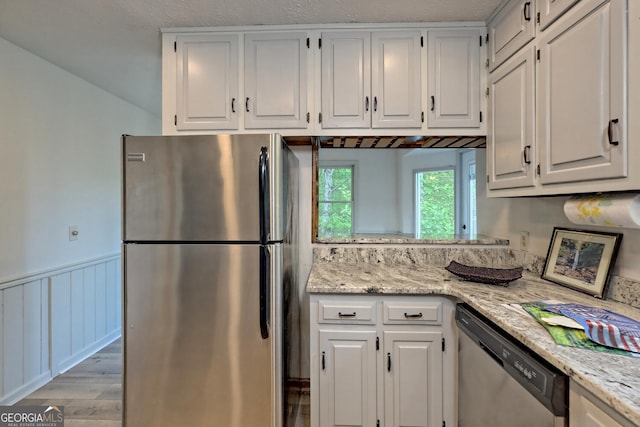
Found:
<box><xmin>318</xmin><ymin>330</ymin><xmax>377</xmax><ymax>427</ymax></box>
<box><xmin>244</xmin><ymin>32</ymin><xmax>309</xmax><ymax>129</ymax></box>
<box><xmin>427</xmin><ymin>29</ymin><xmax>481</xmax><ymax>128</ymax></box>
<box><xmin>488</xmin><ymin>0</ymin><xmax>536</xmax><ymax>71</ymax></box>
<box><xmin>175</xmin><ymin>34</ymin><xmax>239</xmax><ymax>130</ymax></box>
<box><xmin>538</xmin><ymin>0</ymin><xmax>581</xmax><ymax>30</ymax></box>
<box><xmin>570</xmin><ymin>382</ymin><xmax>634</xmax><ymax>427</ymax></box>
<box><xmin>537</xmin><ymin>0</ymin><xmax>626</xmax><ymax>184</ymax></box>
<box><xmin>372</xmin><ymin>31</ymin><xmax>422</xmax><ymax>129</ymax></box>
<box><xmin>487</xmin><ymin>46</ymin><xmax>536</xmax><ymax>190</ymax></box>
<box><xmin>383</xmin><ymin>330</ymin><xmax>443</xmax><ymax>427</ymax></box>
<box><xmin>321</xmin><ymin>31</ymin><xmax>371</xmax><ymax>129</ymax></box>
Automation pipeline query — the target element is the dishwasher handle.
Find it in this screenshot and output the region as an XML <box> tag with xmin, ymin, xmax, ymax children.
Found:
<box><xmin>479</xmin><ymin>340</ymin><xmax>504</xmax><ymax>367</ymax></box>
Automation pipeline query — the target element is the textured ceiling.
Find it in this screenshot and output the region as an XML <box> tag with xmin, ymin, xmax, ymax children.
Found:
<box><xmin>0</xmin><ymin>0</ymin><xmax>502</xmax><ymax>117</ymax></box>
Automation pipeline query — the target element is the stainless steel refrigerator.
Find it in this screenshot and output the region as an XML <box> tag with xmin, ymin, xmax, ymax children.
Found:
<box><xmin>122</xmin><ymin>134</ymin><xmax>299</xmax><ymax>427</ymax></box>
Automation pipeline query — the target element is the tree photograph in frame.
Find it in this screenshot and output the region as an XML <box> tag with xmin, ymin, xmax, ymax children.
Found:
<box><xmin>542</xmin><ymin>228</ymin><xmax>623</xmax><ymax>298</ymax></box>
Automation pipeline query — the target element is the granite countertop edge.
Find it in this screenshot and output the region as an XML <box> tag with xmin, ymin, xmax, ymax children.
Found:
<box><xmin>306</xmin><ymin>261</ymin><xmax>640</xmax><ymax>425</ymax></box>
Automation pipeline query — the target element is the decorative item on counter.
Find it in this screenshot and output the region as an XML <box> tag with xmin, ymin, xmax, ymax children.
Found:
<box><xmin>563</xmin><ymin>193</ymin><xmax>640</xmax><ymax>229</ymax></box>
<box><xmin>521</xmin><ymin>301</ymin><xmax>640</xmax><ymax>357</ymax></box>
<box><xmin>444</xmin><ymin>260</ymin><xmax>523</xmax><ymax>286</ymax></box>
<box><xmin>542</xmin><ymin>227</ymin><xmax>622</xmax><ymax>299</ymax></box>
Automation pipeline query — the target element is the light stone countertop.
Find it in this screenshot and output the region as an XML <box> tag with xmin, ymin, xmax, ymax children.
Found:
<box><xmin>307</xmin><ymin>260</ymin><xmax>640</xmax><ymax>425</ymax></box>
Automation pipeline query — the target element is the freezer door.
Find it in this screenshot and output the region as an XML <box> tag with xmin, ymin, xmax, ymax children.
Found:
<box><xmin>122</xmin><ymin>134</ymin><xmax>283</xmax><ymax>242</ymax></box>
<box><xmin>123</xmin><ymin>243</ymin><xmax>281</xmax><ymax>427</ymax></box>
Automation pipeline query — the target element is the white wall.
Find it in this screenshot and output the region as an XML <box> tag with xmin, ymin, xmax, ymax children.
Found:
<box><xmin>319</xmin><ymin>148</ymin><xmax>401</xmax><ymax>233</ymax></box>
<box><xmin>476</xmin><ymin>151</ymin><xmax>640</xmax><ymax>282</ymax></box>
<box><xmin>291</xmin><ymin>147</ymin><xmax>313</xmax><ymax>380</ymax></box>
<box><xmin>0</xmin><ymin>36</ymin><xmax>160</xmax><ymax>282</ymax></box>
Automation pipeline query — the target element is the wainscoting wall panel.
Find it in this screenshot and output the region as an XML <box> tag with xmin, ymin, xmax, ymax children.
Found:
<box><xmin>0</xmin><ymin>254</ymin><xmax>121</xmax><ymax>404</ymax></box>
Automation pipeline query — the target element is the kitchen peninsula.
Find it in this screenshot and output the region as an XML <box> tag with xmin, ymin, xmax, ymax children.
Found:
<box><xmin>307</xmin><ymin>243</ymin><xmax>640</xmax><ymax>427</ymax></box>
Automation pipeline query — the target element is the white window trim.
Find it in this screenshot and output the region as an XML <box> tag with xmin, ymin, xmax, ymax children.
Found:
<box><xmin>318</xmin><ymin>161</ymin><xmax>357</xmax><ymax>236</ymax></box>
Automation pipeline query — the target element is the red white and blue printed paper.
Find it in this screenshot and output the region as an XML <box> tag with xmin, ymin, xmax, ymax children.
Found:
<box><xmin>536</xmin><ymin>302</ymin><xmax>640</xmax><ymax>354</ymax></box>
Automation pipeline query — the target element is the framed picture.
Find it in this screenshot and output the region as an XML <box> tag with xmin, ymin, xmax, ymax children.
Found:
<box><xmin>542</xmin><ymin>227</ymin><xmax>622</xmax><ymax>298</ymax></box>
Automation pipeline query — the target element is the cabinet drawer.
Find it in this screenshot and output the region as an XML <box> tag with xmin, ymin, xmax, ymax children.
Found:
<box><xmin>383</xmin><ymin>301</ymin><xmax>442</xmax><ymax>325</ymax></box>
<box><xmin>318</xmin><ymin>301</ymin><xmax>377</xmax><ymax>324</ymax></box>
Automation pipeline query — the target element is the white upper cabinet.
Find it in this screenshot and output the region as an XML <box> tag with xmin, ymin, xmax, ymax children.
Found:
<box><xmin>427</xmin><ymin>29</ymin><xmax>482</xmax><ymax>128</ymax></box>
<box><xmin>371</xmin><ymin>31</ymin><xmax>423</xmax><ymax>128</ymax></box>
<box><xmin>538</xmin><ymin>0</ymin><xmax>581</xmax><ymax>30</ymax></box>
<box><xmin>320</xmin><ymin>30</ymin><xmax>422</xmax><ymax>130</ymax></box>
<box><xmin>537</xmin><ymin>0</ymin><xmax>626</xmax><ymax>185</ymax></box>
<box><xmin>487</xmin><ymin>0</ymin><xmax>536</xmax><ymax>71</ymax></box>
<box><xmin>487</xmin><ymin>45</ymin><xmax>536</xmax><ymax>190</ymax></box>
<box><xmin>175</xmin><ymin>34</ymin><xmax>240</xmax><ymax>130</ymax></box>
<box><xmin>163</xmin><ymin>24</ymin><xmax>485</xmax><ymax>135</ymax></box>
<box><xmin>320</xmin><ymin>31</ymin><xmax>371</xmax><ymax>129</ymax></box>
<box><xmin>244</xmin><ymin>32</ymin><xmax>309</xmax><ymax>129</ymax></box>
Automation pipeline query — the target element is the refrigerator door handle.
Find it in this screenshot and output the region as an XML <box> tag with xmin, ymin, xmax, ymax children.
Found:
<box><xmin>259</xmin><ymin>245</ymin><xmax>271</xmax><ymax>339</ymax></box>
<box><xmin>259</xmin><ymin>146</ymin><xmax>270</xmax><ymax>244</ymax></box>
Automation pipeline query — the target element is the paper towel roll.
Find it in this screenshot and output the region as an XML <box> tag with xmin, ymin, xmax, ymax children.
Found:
<box><xmin>563</xmin><ymin>194</ymin><xmax>640</xmax><ymax>229</ymax></box>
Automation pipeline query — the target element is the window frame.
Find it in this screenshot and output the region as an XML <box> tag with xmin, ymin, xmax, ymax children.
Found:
<box><xmin>317</xmin><ymin>162</ymin><xmax>356</xmax><ymax>238</ymax></box>
<box><xmin>414</xmin><ymin>166</ymin><xmax>457</xmax><ymax>238</ymax></box>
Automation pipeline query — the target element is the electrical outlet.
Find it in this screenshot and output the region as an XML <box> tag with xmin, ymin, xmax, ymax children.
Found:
<box><xmin>520</xmin><ymin>231</ymin><xmax>529</xmax><ymax>250</ymax></box>
<box><xmin>69</xmin><ymin>225</ymin><xmax>79</xmax><ymax>241</ymax></box>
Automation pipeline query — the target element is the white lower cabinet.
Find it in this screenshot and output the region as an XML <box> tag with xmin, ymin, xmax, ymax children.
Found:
<box><xmin>311</xmin><ymin>295</ymin><xmax>455</xmax><ymax>427</ymax></box>
<box><xmin>383</xmin><ymin>331</ymin><xmax>443</xmax><ymax>427</ymax></box>
<box><xmin>569</xmin><ymin>381</ymin><xmax>635</xmax><ymax>427</ymax></box>
<box><xmin>319</xmin><ymin>330</ymin><xmax>378</xmax><ymax>427</ymax></box>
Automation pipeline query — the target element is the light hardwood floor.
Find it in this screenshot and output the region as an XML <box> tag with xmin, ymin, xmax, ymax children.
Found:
<box><xmin>15</xmin><ymin>339</ymin><xmax>310</xmax><ymax>427</ymax></box>
<box><xmin>16</xmin><ymin>339</ymin><xmax>122</xmax><ymax>427</ymax></box>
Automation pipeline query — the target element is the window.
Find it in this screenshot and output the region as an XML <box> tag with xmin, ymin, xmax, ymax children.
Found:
<box><xmin>318</xmin><ymin>166</ymin><xmax>354</xmax><ymax>238</ymax></box>
<box><xmin>415</xmin><ymin>168</ymin><xmax>455</xmax><ymax>237</ymax></box>
<box><xmin>460</xmin><ymin>150</ymin><xmax>477</xmax><ymax>235</ymax></box>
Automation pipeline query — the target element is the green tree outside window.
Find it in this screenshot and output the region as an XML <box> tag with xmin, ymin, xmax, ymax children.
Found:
<box><xmin>416</xmin><ymin>168</ymin><xmax>455</xmax><ymax>237</ymax></box>
<box><xmin>318</xmin><ymin>166</ymin><xmax>353</xmax><ymax>238</ymax></box>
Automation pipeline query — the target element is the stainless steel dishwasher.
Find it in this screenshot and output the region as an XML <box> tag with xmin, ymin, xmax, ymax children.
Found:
<box><xmin>456</xmin><ymin>304</ymin><xmax>568</xmax><ymax>427</ymax></box>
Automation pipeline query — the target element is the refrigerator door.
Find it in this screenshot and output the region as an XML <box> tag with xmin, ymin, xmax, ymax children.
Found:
<box><xmin>123</xmin><ymin>243</ymin><xmax>281</xmax><ymax>427</ymax></box>
<box><xmin>122</xmin><ymin>134</ymin><xmax>283</xmax><ymax>242</ymax></box>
